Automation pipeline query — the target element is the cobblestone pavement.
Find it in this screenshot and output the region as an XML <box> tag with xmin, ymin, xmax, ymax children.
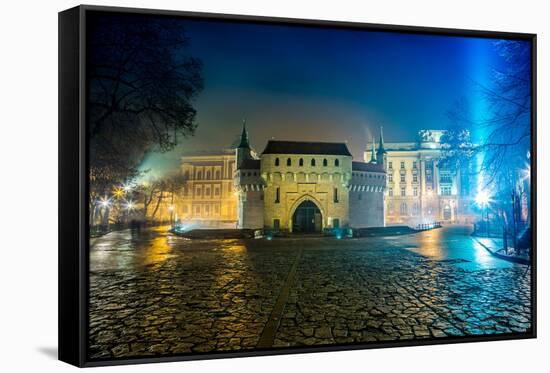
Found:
<box><xmin>88</xmin><ymin>226</ymin><xmax>531</xmax><ymax>359</ymax></box>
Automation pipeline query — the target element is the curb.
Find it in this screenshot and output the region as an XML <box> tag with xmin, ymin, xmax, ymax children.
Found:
<box><xmin>472</xmin><ymin>237</ymin><xmax>530</xmax><ymax>265</ymax></box>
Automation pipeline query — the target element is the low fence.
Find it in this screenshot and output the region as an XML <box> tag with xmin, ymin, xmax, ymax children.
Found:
<box><xmin>415</xmin><ymin>221</ymin><xmax>442</xmax><ymax>231</ymax></box>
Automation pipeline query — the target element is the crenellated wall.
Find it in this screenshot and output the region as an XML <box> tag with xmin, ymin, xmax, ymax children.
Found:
<box><xmin>348</xmin><ymin>170</ymin><xmax>386</xmax><ymax>227</ymax></box>
<box><xmin>260</xmin><ymin>153</ymin><xmax>352</xmax><ymax>231</ymax></box>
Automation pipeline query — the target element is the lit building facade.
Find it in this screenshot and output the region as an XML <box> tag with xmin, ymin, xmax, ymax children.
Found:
<box><xmin>177</xmin><ymin>150</ymin><xmax>238</xmax><ymax>227</ymax></box>
<box><xmin>366</xmin><ymin>129</ymin><xmax>474</xmax><ymax>225</ymax></box>
<box><xmin>235</xmin><ymin>125</ymin><xmax>386</xmax><ymax>231</ymax></box>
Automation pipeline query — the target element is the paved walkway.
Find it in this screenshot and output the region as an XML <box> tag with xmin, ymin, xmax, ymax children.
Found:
<box><xmin>88</xmin><ymin>226</ymin><xmax>532</xmax><ymax>359</ymax></box>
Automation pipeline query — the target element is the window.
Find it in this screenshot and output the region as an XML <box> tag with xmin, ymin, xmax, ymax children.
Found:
<box><xmin>400</xmin><ymin>161</ymin><xmax>405</xmax><ymax>169</ymax></box>
<box><xmin>275</xmin><ymin>187</ymin><xmax>280</xmax><ymax>203</ymax></box>
<box><xmin>214</xmin><ymin>205</ymin><xmax>220</xmax><ymax>215</ymax></box>
<box><xmin>413</xmin><ymin>161</ymin><xmax>418</xmax><ymax>169</ymax></box>
<box><xmin>333</xmin><ymin>218</ymin><xmax>340</xmax><ymax>228</ymax></box>
<box><xmin>273</xmin><ymin>219</ymin><xmax>280</xmax><ymax>230</ymax></box>
<box><xmin>194</xmin><ymin>205</ymin><xmax>200</xmax><ymax>215</ymax></box>
<box><xmin>335</xmin><ymin>159</ymin><xmax>340</xmax><ymax>167</ymax></box>
<box><xmin>441</xmin><ymin>186</ymin><xmax>452</xmax><ymax>196</ymax></box>
<box><xmin>287</xmin><ymin>158</ymin><xmax>292</xmax><ymax>166</ymax></box>
<box><xmin>440</xmin><ymin>172</ymin><xmax>452</xmax><ymax>184</ymax></box>
<box><xmin>413</xmin><ymin>173</ymin><xmax>418</xmax><ymax>183</ymax></box>
<box><xmin>388</xmin><ymin>188</ymin><xmax>393</xmax><ymax>197</ymax></box>
<box><xmin>197</xmin><ymin>171</ymin><xmax>202</xmax><ymax>180</ymax></box>
<box><xmin>400</xmin><ymin>174</ymin><xmax>405</xmax><ymax>183</ymax></box>
<box><xmin>400</xmin><ymin>203</ymin><xmax>408</xmax><ymax>216</ymax></box>
<box><xmin>183</xmin><ymin>205</ymin><xmax>188</xmax><ymax>214</ymax></box>
<box><xmin>388</xmin><ymin>173</ymin><xmax>393</xmax><ymax>182</ymax></box>
<box><xmin>334</xmin><ymin>187</ymin><xmax>339</xmax><ymax>203</ymax></box>
<box><xmin>413</xmin><ymin>187</ymin><xmax>418</xmax><ymax>197</ymax></box>
<box><xmin>196</xmin><ymin>187</ymin><xmax>202</xmax><ymax>196</ymax></box>
<box><xmin>215</xmin><ymin>170</ymin><xmax>221</xmax><ymax>179</ymax></box>
<box><xmin>358</xmin><ymin>193</ymin><xmax>362</xmax><ymax>200</ymax></box>
<box><xmin>299</xmin><ymin>158</ymin><xmax>304</xmax><ymax>167</ymax></box>
<box><xmin>206</xmin><ymin>171</ymin><xmax>211</xmax><ymax>180</ymax></box>
<box><xmin>205</xmin><ymin>205</ymin><xmax>210</xmax><ymax>215</ymax></box>
<box><xmin>311</xmin><ymin>159</ymin><xmax>316</xmax><ymax>166</ymax></box>
<box><xmin>323</xmin><ymin>158</ymin><xmax>328</xmax><ymax>167</ymax></box>
<box><xmin>275</xmin><ymin>158</ymin><xmax>280</xmax><ymax>166</ymax></box>
<box><xmin>214</xmin><ymin>186</ymin><xmax>220</xmax><ymax>196</ymax></box>
<box><xmin>412</xmin><ymin>203</ymin><xmax>420</xmax><ymax>216</ymax></box>
<box><xmin>401</xmin><ymin>187</ymin><xmax>406</xmax><ymax>196</ymax></box>
<box><xmin>205</xmin><ymin>187</ymin><xmax>211</xmax><ymax>197</ymax></box>
<box><xmin>388</xmin><ymin>161</ymin><xmax>393</xmax><ymax>169</ymax></box>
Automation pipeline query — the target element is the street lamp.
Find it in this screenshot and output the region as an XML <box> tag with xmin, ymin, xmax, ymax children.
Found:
<box><xmin>168</xmin><ymin>205</ymin><xmax>175</xmax><ymax>228</ymax></box>
<box><xmin>475</xmin><ymin>190</ymin><xmax>492</xmax><ymax>237</ymax></box>
<box><xmin>99</xmin><ymin>197</ymin><xmax>111</xmax><ymax>208</ymax></box>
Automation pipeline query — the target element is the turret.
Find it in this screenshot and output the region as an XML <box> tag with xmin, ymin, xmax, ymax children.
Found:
<box><xmin>376</xmin><ymin>127</ymin><xmax>387</xmax><ymax>167</ymax></box>
<box><xmin>236</xmin><ymin>120</ymin><xmax>252</xmax><ymax>168</ymax></box>
<box><xmin>369</xmin><ymin>137</ymin><xmax>377</xmax><ymax>164</ymax></box>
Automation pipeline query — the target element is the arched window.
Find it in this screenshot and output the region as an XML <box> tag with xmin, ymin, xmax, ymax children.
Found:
<box><xmin>287</xmin><ymin>158</ymin><xmax>292</xmax><ymax>166</ymax></box>
<box><xmin>400</xmin><ymin>203</ymin><xmax>408</xmax><ymax>216</ymax></box>
<box><xmin>311</xmin><ymin>159</ymin><xmax>316</xmax><ymax>166</ymax></box>
<box><xmin>275</xmin><ymin>158</ymin><xmax>280</xmax><ymax>166</ymax></box>
<box><xmin>206</xmin><ymin>171</ymin><xmax>211</xmax><ymax>180</ymax></box>
<box><xmin>215</xmin><ymin>170</ymin><xmax>221</xmax><ymax>179</ymax></box>
<box><xmin>299</xmin><ymin>158</ymin><xmax>304</xmax><ymax>167</ymax></box>
<box><xmin>197</xmin><ymin>171</ymin><xmax>202</xmax><ymax>180</ymax></box>
<box><xmin>335</xmin><ymin>159</ymin><xmax>340</xmax><ymax>167</ymax></box>
<box><xmin>323</xmin><ymin>159</ymin><xmax>328</xmax><ymax>167</ymax></box>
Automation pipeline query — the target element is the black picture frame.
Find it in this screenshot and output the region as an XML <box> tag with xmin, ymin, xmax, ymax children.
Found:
<box><xmin>59</xmin><ymin>4</ymin><xmax>537</xmax><ymax>367</ymax></box>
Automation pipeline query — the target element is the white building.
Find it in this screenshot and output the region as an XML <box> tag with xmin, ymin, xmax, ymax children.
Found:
<box><xmin>365</xmin><ymin>129</ymin><xmax>475</xmax><ymax>226</ymax></box>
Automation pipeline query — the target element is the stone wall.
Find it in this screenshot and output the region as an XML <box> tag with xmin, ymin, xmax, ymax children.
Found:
<box><xmin>235</xmin><ymin>170</ymin><xmax>264</xmax><ymax>229</ymax></box>
<box><xmin>348</xmin><ymin>170</ymin><xmax>386</xmax><ymax>228</ymax></box>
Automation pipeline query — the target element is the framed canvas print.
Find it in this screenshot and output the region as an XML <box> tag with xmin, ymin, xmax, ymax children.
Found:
<box><xmin>58</xmin><ymin>5</ymin><xmax>537</xmax><ymax>367</ymax></box>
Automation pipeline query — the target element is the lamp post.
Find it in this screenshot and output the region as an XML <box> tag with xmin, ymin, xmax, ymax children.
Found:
<box><xmin>168</xmin><ymin>205</ymin><xmax>175</xmax><ymax>229</ymax></box>
<box><xmin>475</xmin><ymin>190</ymin><xmax>491</xmax><ymax>237</ymax></box>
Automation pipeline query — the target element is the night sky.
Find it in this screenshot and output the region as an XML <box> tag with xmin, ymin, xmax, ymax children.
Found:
<box><xmin>140</xmin><ymin>17</ymin><xmax>514</xmax><ymax>176</ymax></box>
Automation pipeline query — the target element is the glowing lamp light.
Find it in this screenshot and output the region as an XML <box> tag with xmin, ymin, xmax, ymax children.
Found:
<box><xmin>122</xmin><ymin>183</ymin><xmax>133</xmax><ymax>192</ymax></box>
<box><xmin>168</xmin><ymin>205</ymin><xmax>175</xmax><ymax>212</ymax></box>
<box><xmin>99</xmin><ymin>198</ymin><xmax>111</xmax><ymax>208</ymax></box>
<box><xmin>112</xmin><ymin>186</ymin><xmax>125</xmax><ymax>199</ymax></box>
<box><xmin>125</xmin><ymin>201</ymin><xmax>135</xmax><ymax>211</ymax></box>
<box><xmin>475</xmin><ymin>190</ymin><xmax>491</xmax><ymax>207</ymax></box>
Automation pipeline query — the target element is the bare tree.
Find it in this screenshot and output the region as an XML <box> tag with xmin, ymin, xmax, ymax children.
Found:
<box><xmin>443</xmin><ymin>40</ymin><xmax>532</xmax><ymax>249</ymax></box>
<box><xmin>87</xmin><ymin>13</ymin><xmax>203</xmax><ymax>203</ymax></box>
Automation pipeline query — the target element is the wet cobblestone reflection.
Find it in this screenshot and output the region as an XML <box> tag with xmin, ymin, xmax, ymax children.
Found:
<box><xmin>88</xmin><ymin>226</ymin><xmax>531</xmax><ymax>359</ymax></box>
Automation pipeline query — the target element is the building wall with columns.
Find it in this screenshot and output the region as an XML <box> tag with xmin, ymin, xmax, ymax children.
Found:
<box><xmin>366</xmin><ymin>130</ymin><xmax>474</xmax><ymax>226</ymax></box>
<box><xmin>178</xmin><ymin>150</ymin><xmax>238</xmax><ymax>227</ymax></box>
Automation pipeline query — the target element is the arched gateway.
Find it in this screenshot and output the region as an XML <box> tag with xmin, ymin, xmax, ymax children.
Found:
<box><xmin>292</xmin><ymin>200</ymin><xmax>322</xmax><ymax>233</ymax></box>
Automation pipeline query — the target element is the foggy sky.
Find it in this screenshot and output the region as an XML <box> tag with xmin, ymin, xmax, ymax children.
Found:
<box><xmin>140</xmin><ymin>18</ymin><xmax>508</xmax><ymax>175</ymax></box>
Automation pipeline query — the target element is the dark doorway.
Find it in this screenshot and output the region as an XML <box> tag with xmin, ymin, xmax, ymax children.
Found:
<box><xmin>292</xmin><ymin>200</ymin><xmax>322</xmax><ymax>233</ymax></box>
